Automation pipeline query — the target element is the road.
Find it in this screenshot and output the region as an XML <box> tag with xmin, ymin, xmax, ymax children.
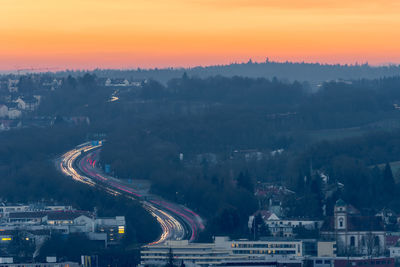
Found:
<box><xmin>58</xmin><ymin>141</ymin><xmax>204</xmax><ymax>245</ymax></box>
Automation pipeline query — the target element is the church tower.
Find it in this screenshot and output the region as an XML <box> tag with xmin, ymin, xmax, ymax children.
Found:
<box><xmin>334</xmin><ymin>199</ymin><xmax>347</xmax><ymax>231</ymax></box>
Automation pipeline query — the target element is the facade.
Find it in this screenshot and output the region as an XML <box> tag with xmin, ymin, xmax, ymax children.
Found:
<box><xmin>334</xmin><ymin>257</ymin><xmax>394</xmax><ymax>267</ymax></box>
<box><xmin>306</xmin><ymin>257</ymin><xmax>394</xmax><ymax>267</ymax></box>
<box><xmin>105</xmin><ymin>78</ymin><xmax>130</xmax><ymax>87</ymax></box>
<box><xmin>217</xmin><ymin>258</ymin><xmax>303</xmax><ymax>267</ymax></box>
<box><xmin>388</xmin><ymin>246</ymin><xmax>400</xmax><ymax>259</ymax></box>
<box><xmin>95</xmin><ymin>216</ymin><xmax>126</xmax><ymax>245</ymax></box>
<box><xmin>317</xmin><ymin>241</ymin><xmax>337</xmax><ymax>257</ymax></box>
<box><xmin>0</xmin><ymin>205</ymin><xmax>125</xmax><ymax>248</ymax></box>
<box><xmin>320</xmin><ymin>200</ymin><xmax>385</xmax><ymax>256</ymax></box>
<box><xmin>0</xmin><ymin>262</ymin><xmax>79</xmax><ymax>267</ymax></box>
<box><xmin>140</xmin><ymin>236</ymin><xmax>303</xmax><ymax>266</ymax></box>
<box><xmin>249</xmin><ymin>211</ymin><xmax>322</xmax><ymax>238</ymax></box>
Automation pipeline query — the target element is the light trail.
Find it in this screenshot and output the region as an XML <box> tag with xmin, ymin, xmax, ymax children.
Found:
<box><xmin>57</xmin><ymin>142</ymin><xmax>203</xmax><ymax>245</ymax></box>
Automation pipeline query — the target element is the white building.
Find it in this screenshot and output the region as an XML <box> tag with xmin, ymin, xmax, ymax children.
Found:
<box><xmin>7</xmin><ymin>108</ymin><xmax>21</xmax><ymax>119</ymax></box>
<box><xmin>0</xmin><ymin>205</ymin><xmax>125</xmax><ymax>247</ymax></box>
<box><xmin>0</xmin><ymin>105</ymin><xmax>8</xmax><ymax>118</ymax></box>
<box><xmin>249</xmin><ymin>211</ymin><xmax>322</xmax><ymax>238</ymax></box>
<box><xmin>389</xmin><ymin>246</ymin><xmax>400</xmax><ymax>258</ymax></box>
<box><xmin>140</xmin><ymin>236</ymin><xmax>303</xmax><ymax>266</ymax></box>
<box><xmin>105</xmin><ymin>78</ymin><xmax>130</xmax><ymax>87</ymax></box>
<box><xmin>320</xmin><ymin>199</ymin><xmax>385</xmax><ymax>256</ymax></box>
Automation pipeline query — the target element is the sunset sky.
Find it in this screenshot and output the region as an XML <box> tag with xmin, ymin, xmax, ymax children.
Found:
<box><xmin>1</xmin><ymin>0</ymin><xmax>400</xmax><ymax>70</ymax></box>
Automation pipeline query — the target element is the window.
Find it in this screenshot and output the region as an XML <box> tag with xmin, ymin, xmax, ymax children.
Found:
<box><xmin>374</xmin><ymin>236</ymin><xmax>380</xmax><ymax>247</ymax></box>
<box><xmin>350</xmin><ymin>236</ymin><xmax>355</xmax><ymax>247</ymax></box>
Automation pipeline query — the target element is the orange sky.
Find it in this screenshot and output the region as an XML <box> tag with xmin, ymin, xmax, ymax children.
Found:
<box><xmin>1</xmin><ymin>0</ymin><xmax>400</xmax><ymax>70</ymax></box>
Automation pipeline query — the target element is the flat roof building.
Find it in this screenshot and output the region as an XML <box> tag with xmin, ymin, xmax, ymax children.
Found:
<box><xmin>141</xmin><ymin>237</ymin><xmax>303</xmax><ymax>266</ymax></box>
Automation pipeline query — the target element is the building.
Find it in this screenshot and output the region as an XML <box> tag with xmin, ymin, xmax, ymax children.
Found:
<box><xmin>140</xmin><ymin>236</ymin><xmax>303</xmax><ymax>266</ymax></box>
<box><xmin>320</xmin><ymin>199</ymin><xmax>385</xmax><ymax>256</ymax></box>
<box><xmin>95</xmin><ymin>216</ymin><xmax>126</xmax><ymax>245</ymax></box>
<box><xmin>306</xmin><ymin>257</ymin><xmax>394</xmax><ymax>267</ymax></box>
<box><xmin>7</xmin><ymin>79</ymin><xmax>18</xmax><ymax>93</ymax></box>
<box><xmin>217</xmin><ymin>258</ymin><xmax>302</xmax><ymax>267</ymax></box>
<box><xmin>226</xmin><ymin>237</ymin><xmax>302</xmax><ymax>257</ymax></box>
<box><xmin>249</xmin><ymin>211</ymin><xmax>322</xmax><ymax>238</ymax></box>
<box><xmin>141</xmin><ymin>239</ymin><xmax>246</xmax><ymax>266</ymax></box>
<box><xmin>389</xmin><ymin>246</ymin><xmax>400</xmax><ymax>259</ymax></box>
<box><xmin>254</xmin><ymin>184</ymin><xmax>295</xmax><ymax>217</ymax></box>
<box><xmin>0</xmin><ymin>204</ymin><xmax>73</xmax><ymax>218</ymax></box>
<box><xmin>0</xmin><ymin>205</ymin><xmax>125</xmax><ymax>248</ymax></box>
<box><xmin>104</xmin><ymin>78</ymin><xmax>130</xmax><ymax>87</ymax></box>
<box><xmin>317</xmin><ymin>241</ymin><xmax>337</xmax><ymax>257</ymax></box>
<box><xmin>0</xmin><ymin>261</ymin><xmax>79</xmax><ymax>267</ymax></box>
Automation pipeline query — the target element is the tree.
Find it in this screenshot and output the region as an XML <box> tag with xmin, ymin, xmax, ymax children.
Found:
<box><xmin>251</xmin><ymin>214</ymin><xmax>271</xmax><ymax>240</ymax></box>
<box><xmin>7</xmin><ymin>231</ymin><xmax>35</xmax><ymax>260</ymax></box>
<box><xmin>383</xmin><ymin>163</ymin><xmax>395</xmax><ymax>197</ymax></box>
<box><xmin>237</xmin><ymin>171</ymin><xmax>253</xmax><ymax>192</ymax></box>
<box><xmin>165</xmin><ymin>247</ymin><xmax>175</xmax><ymax>267</ymax></box>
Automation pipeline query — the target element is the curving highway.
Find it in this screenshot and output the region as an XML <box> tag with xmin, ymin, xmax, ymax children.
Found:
<box><xmin>58</xmin><ymin>141</ymin><xmax>204</xmax><ymax>245</ymax></box>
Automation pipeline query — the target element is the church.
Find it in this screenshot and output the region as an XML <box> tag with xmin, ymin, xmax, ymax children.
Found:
<box><xmin>320</xmin><ymin>199</ymin><xmax>386</xmax><ymax>256</ymax></box>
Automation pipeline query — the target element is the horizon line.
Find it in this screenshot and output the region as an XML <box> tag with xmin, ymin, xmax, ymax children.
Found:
<box><xmin>2</xmin><ymin>58</ymin><xmax>400</xmax><ymax>74</ymax></box>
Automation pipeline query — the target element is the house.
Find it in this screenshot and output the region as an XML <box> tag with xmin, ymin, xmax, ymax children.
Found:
<box><xmin>249</xmin><ymin>210</ymin><xmax>322</xmax><ymax>238</ymax></box>
<box><xmin>42</xmin><ymin>78</ymin><xmax>62</xmax><ymax>91</ymax></box>
<box><xmin>14</xmin><ymin>96</ymin><xmax>39</xmax><ymax>111</ymax></box>
<box><xmin>7</xmin><ymin>79</ymin><xmax>18</xmax><ymax>93</ymax></box>
<box><xmin>7</xmin><ymin>107</ymin><xmax>21</xmax><ymax>119</ymax></box>
<box><xmin>0</xmin><ymin>105</ymin><xmax>8</xmax><ymax>118</ymax></box>
<box><xmin>47</xmin><ymin>211</ymin><xmax>94</xmax><ymax>235</ymax></box>
<box><xmin>389</xmin><ymin>246</ymin><xmax>400</xmax><ymax>259</ymax></box>
<box><xmin>254</xmin><ymin>184</ymin><xmax>295</xmax><ymax>216</ymax></box>
<box><xmin>320</xmin><ymin>199</ymin><xmax>386</xmax><ymax>256</ymax></box>
<box><xmin>105</xmin><ymin>78</ymin><xmax>130</xmax><ymax>87</ymax></box>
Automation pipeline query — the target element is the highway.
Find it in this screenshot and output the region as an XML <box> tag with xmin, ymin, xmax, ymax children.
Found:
<box><xmin>58</xmin><ymin>141</ymin><xmax>204</xmax><ymax>245</ymax></box>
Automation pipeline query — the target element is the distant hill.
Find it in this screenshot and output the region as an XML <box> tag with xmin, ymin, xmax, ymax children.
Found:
<box><xmin>56</xmin><ymin>60</ymin><xmax>400</xmax><ymax>85</ymax></box>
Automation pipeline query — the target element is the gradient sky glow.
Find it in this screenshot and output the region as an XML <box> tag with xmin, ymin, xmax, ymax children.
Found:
<box><xmin>1</xmin><ymin>0</ymin><xmax>400</xmax><ymax>70</ymax></box>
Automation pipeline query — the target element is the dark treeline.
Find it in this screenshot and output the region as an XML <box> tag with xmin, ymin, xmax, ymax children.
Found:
<box><xmin>54</xmin><ymin>60</ymin><xmax>400</xmax><ymax>85</ymax></box>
